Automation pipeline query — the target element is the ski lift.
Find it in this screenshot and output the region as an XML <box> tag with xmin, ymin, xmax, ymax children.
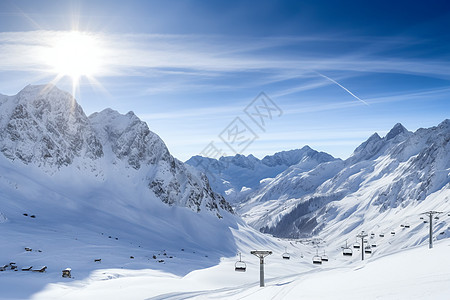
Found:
<box><xmin>423</xmin><ymin>220</ymin><xmax>428</xmax><ymax>223</ymax></box>
<box><xmin>235</xmin><ymin>252</ymin><xmax>246</xmax><ymax>272</ymax></box>
<box><xmin>282</xmin><ymin>247</ymin><xmax>290</xmax><ymax>260</ymax></box>
<box><xmin>343</xmin><ymin>240</ymin><xmax>352</xmax><ymax>256</ymax></box>
<box><xmin>404</xmin><ymin>224</ymin><xmax>410</xmax><ymax>228</ymax></box>
<box><xmin>371</xmin><ymin>243</ymin><xmax>377</xmax><ymax>248</ymax></box>
<box><xmin>343</xmin><ymin>247</ymin><xmax>353</xmax><ymax>256</ymax></box>
<box><xmin>420</xmin><ymin>217</ymin><xmax>424</xmax><ymax>220</ymax></box>
<box><xmin>364</xmin><ymin>245</ymin><xmax>372</xmax><ymax>254</ymax></box>
<box><xmin>400</xmin><ymin>224</ymin><xmax>404</xmax><ymax>227</ymax></box>
<box><xmin>379</xmin><ymin>233</ymin><xmax>384</xmax><ymax>237</ymax></box>
<box><xmin>312</xmin><ymin>249</ymin><xmax>322</xmax><ymax>264</ymax></box>
<box><xmin>321</xmin><ymin>250</ymin><xmax>328</xmax><ymax>262</ymax></box>
<box><xmin>391</xmin><ymin>231</ymin><xmax>395</xmax><ymax>235</ymax></box>
<box><xmin>353</xmin><ymin>239</ymin><xmax>360</xmax><ymax>249</ymax></box>
<box><xmin>434</xmin><ymin>216</ymin><xmax>439</xmax><ymax>220</ymax></box>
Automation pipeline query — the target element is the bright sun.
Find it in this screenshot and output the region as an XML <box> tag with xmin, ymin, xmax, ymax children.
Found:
<box><xmin>46</xmin><ymin>31</ymin><xmax>103</xmax><ymax>82</ymax></box>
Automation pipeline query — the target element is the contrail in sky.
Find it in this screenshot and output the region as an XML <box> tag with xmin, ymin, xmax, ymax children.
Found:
<box><xmin>316</xmin><ymin>72</ymin><xmax>369</xmax><ymax>106</ymax></box>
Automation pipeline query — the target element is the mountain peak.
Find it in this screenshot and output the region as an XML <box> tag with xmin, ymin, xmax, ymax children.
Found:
<box><xmin>438</xmin><ymin>119</ymin><xmax>450</xmax><ymax>129</ymax></box>
<box><xmin>385</xmin><ymin>123</ymin><xmax>408</xmax><ymax>140</ymax></box>
<box><xmin>0</xmin><ymin>84</ymin><xmax>102</xmax><ymax>166</ymax></box>
<box><xmin>349</xmin><ymin>132</ymin><xmax>382</xmax><ymax>162</ymax></box>
<box><xmin>19</xmin><ymin>83</ymin><xmax>54</xmax><ymax>93</ymax></box>
<box><xmin>301</xmin><ymin>145</ymin><xmax>312</xmax><ymax>151</ymax></box>
<box><xmin>17</xmin><ymin>84</ymin><xmax>68</xmax><ymax>100</ymax></box>
<box><xmin>369</xmin><ymin>132</ymin><xmax>382</xmax><ymax>140</ymax></box>
<box><xmin>221</xmin><ymin>153</ymin><xmax>259</xmax><ymax>169</ymax></box>
<box><xmin>261</xmin><ymin>147</ymin><xmax>334</xmax><ymax>168</ymax></box>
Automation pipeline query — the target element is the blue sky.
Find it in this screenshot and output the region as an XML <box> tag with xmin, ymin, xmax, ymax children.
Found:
<box><xmin>0</xmin><ymin>0</ymin><xmax>449</xmax><ymax>161</ymax></box>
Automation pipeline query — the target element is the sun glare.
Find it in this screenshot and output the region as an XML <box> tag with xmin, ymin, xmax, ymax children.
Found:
<box><xmin>45</xmin><ymin>31</ymin><xmax>103</xmax><ymax>82</ymax></box>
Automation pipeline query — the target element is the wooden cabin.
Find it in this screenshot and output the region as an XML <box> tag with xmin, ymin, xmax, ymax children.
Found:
<box><xmin>62</xmin><ymin>268</ymin><xmax>72</xmax><ymax>278</ymax></box>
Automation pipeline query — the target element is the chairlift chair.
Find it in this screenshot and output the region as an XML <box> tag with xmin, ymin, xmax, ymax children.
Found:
<box><xmin>313</xmin><ymin>249</ymin><xmax>322</xmax><ymax>264</ymax></box>
<box><xmin>353</xmin><ymin>240</ymin><xmax>360</xmax><ymax>249</ymax></box>
<box><xmin>343</xmin><ymin>247</ymin><xmax>353</xmax><ymax>256</ymax></box>
<box><xmin>391</xmin><ymin>231</ymin><xmax>395</xmax><ymax>235</ymax></box>
<box><xmin>342</xmin><ymin>240</ymin><xmax>353</xmax><ymax>256</ymax></box>
<box><xmin>364</xmin><ymin>245</ymin><xmax>372</xmax><ymax>254</ymax></box>
<box><xmin>312</xmin><ymin>255</ymin><xmax>322</xmax><ymax>264</ymax></box>
<box><xmin>321</xmin><ymin>250</ymin><xmax>328</xmax><ymax>262</ymax></box>
<box><xmin>282</xmin><ymin>247</ymin><xmax>290</xmax><ymax>260</ymax></box>
<box><xmin>379</xmin><ymin>233</ymin><xmax>385</xmax><ymax>237</ymax></box>
<box><xmin>404</xmin><ymin>224</ymin><xmax>410</xmax><ymax>228</ymax></box>
<box><xmin>235</xmin><ymin>253</ymin><xmax>246</xmax><ymax>272</ymax></box>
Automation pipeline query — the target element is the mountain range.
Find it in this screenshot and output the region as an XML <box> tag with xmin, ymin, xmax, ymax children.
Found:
<box><xmin>1</xmin><ymin>83</ymin><xmax>449</xmax><ymax>253</ymax></box>
<box><xmin>186</xmin><ymin>146</ymin><xmax>336</xmax><ymax>203</ymax></box>
<box><xmin>187</xmin><ymin>120</ymin><xmax>450</xmax><ymax>239</ymax></box>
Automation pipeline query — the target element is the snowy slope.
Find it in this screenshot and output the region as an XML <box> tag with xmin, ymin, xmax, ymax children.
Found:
<box><xmin>29</xmin><ymin>239</ymin><xmax>450</xmax><ymax>300</ymax></box>
<box><xmin>186</xmin><ymin>147</ymin><xmax>336</xmax><ymax>203</ymax></box>
<box><xmin>0</xmin><ymin>154</ymin><xmax>281</xmax><ymax>299</ymax></box>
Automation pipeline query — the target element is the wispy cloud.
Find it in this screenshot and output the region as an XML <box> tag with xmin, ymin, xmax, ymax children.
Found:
<box><xmin>2</xmin><ymin>30</ymin><xmax>450</xmax><ymax>82</ymax></box>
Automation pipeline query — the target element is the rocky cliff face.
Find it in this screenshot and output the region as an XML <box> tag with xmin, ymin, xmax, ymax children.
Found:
<box><xmin>0</xmin><ymin>85</ymin><xmax>103</xmax><ymax>167</ymax></box>
<box><xmin>0</xmin><ymin>84</ymin><xmax>232</xmax><ymax>216</ymax></box>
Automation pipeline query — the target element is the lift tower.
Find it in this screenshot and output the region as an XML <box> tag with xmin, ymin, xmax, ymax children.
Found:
<box><xmin>356</xmin><ymin>231</ymin><xmax>368</xmax><ymax>261</ymax></box>
<box><xmin>250</xmin><ymin>250</ymin><xmax>272</xmax><ymax>287</ymax></box>
<box><xmin>422</xmin><ymin>211</ymin><xmax>442</xmax><ymax>249</ymax></box>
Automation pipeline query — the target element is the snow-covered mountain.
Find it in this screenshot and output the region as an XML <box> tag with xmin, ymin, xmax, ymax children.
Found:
<box><xmin>186</xmin><ymin>147</ymin><xmax>336</xmax><ymax>203</ymax></box>
<box><xmin>0</xmin><ymin>84</ymin><xmax>246</xmax><ymax>279</ymax></box>
<box><xmin>238</xmin><ymin>120</ymin><xmax>450</xmax><ymax>239</ymax></box>
<box><xmin>186</xmin><ymin>119</ymin><xmax>449</xmax><ymax>241</ymax></box>
<box><xmin>0</xmin><ymin>84</ymin><xmax>231</xmax><ymax>216</ymax></box>
<box><xmin>0</xmin><ymin>84</ymin><xmax>283</xmax><ymax>299</ymax></box>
